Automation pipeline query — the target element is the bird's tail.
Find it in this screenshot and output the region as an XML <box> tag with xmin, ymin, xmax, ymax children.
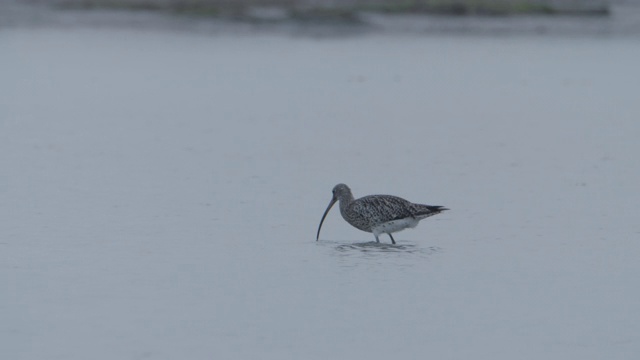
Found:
<box><xmin>415</xmin><ymin>205</ymin><xmax>448</xmax><ymax>217</ymax></box>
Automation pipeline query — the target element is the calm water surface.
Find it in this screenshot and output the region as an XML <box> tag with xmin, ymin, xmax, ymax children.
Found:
<box><xmin>2</xmin><ymin>19</ymin><xmax>639</xmax><ymax>360</ymax></box>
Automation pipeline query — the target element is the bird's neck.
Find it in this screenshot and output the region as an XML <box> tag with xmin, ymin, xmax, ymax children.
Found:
<box><xmin>338</xmin><ymin>193</ymin><xmax>354</xmax><ymax>216</ymax></box>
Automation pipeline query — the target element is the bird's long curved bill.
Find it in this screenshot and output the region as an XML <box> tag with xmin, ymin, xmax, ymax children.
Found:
<box><xmin>316</xmin><ymin>197</ymin><xmax>337</xmax><ymax>241</ymax></box>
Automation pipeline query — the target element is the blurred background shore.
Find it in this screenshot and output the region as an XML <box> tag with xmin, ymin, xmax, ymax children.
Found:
<box><xmin>3</xmin><ymin>0</ymin><xmax>640</xmax><ymax>35</ymax></box>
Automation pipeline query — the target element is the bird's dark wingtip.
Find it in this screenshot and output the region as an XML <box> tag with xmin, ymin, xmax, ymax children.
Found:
<box><xmin>411</xmin><ymin>205</ymin><xmax>449</xmax><ymax>218</ymax></box>
<box><xmin>428</xmin><ymin>205</ymin><xmax>449</xmax><ymax>212</ymax></box>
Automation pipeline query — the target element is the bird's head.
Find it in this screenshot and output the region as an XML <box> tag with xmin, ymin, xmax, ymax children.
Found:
<box><xmin>316</xmin><ymin>183</ymin><xmax>353</xmax><ymax>241</ymax></box>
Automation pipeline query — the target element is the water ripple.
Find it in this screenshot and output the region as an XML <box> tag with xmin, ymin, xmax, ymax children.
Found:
<box><xmin>331</xmin><ymin>241</ymin><xmax>441</xmax><ymax>257</ymax></box>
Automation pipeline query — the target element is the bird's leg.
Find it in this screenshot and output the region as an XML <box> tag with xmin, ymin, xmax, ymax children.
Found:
<box><xmin>388</xmin><ymin>233</ymin><xmax>396</xmax><ymax>244</ymax></box>
<box><xmin>374</xmin><ymin>234</ymin><xmax>380</xmax><ymax>243</ymax></box>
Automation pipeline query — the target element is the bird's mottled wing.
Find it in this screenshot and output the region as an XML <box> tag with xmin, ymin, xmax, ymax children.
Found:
<box><xmin>347</xmin><ymin>195</ymin><xmax>415</xmax><ymax>228</ymax></box>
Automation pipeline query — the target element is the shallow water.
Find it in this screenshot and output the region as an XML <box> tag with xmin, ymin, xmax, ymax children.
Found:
<box><xmin>1</xmin><ymin>22</ymin><xmax>640</xmax><ymax>360</ymax></box>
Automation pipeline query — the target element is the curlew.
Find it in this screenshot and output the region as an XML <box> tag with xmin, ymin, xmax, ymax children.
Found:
<box><xmin>316</xmin><ymin>184</ymin><xmax>448</xmax><ymax>244</ymax></box>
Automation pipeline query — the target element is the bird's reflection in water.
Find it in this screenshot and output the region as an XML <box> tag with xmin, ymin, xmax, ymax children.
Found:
<box><xmin>334</xmin><ymin>241</ymin><xmax>441</xmax><ymax>256</ymax></box>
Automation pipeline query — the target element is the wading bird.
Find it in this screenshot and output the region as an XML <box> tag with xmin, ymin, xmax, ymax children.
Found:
<box><xmin>316</xmin><ymin>184</ymin><xmax>448</xmax><ymax>244</ymax></box>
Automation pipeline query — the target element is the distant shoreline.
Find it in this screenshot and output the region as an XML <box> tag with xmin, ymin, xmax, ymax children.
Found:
<box><xmin>5</xmin><ymin>0</ymin><xmax>640</xmax><ymax>37</ymax></box>
<box><xmin>42</xmin><ymin>0</ymin><xmax>611</xmax><ymax>21</ymax></box>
